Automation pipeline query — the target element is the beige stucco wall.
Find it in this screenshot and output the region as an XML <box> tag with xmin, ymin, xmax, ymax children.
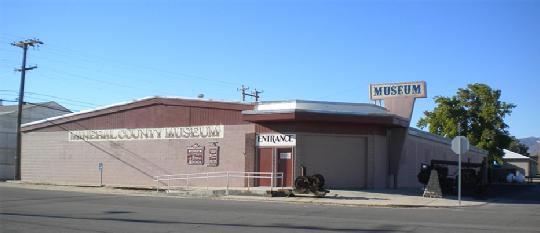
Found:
<box><xmin>504</xmin><ymin>160</ymin><xmax>531</xmax><ymax>176</ymax></box>
<box><xmin>372</xmin><ymin>134</ymin><xmax>389</xmax><ymax>188</ymax></box>
<box><xmin>21</xmin><ymin>124</ymin><xmax>254</xmax><ymax>188</ymax></box>
<box><xmin>397</xmin><ymin>134</ymin><xmax>486</xmax><ymax>188</ymax></box>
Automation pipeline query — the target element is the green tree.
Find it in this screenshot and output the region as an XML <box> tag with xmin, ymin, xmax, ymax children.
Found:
<box><xmin>417</xmin><ymin>83</ymin><xmax>516</xmax><ymax>163</ymax></box>
<box><xmin>507</xmin><ymin>136</ymin><xmax>530</xmax><ymax>156</ymax></box>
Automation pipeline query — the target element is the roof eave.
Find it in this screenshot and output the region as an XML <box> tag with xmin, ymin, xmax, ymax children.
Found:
<box><xmin>242</xmin><ymin>110</ymin><xmax>409</xmax><ymax>127</ymax></box>
<box><xmin>22</xmin><ymin>97</ymin><xmax>255</xmax><ymax>132</ymax></box>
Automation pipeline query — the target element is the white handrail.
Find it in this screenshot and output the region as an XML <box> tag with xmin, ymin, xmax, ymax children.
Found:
<box><xmin>154</xmin><ymin>171</ymin><xmax>285</xmax><ymax>194</ymax></box>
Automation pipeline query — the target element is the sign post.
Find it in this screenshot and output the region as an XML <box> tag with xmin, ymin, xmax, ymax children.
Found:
<box><xmin>98</xmin><ymin>162</ymin><xmax>103</xmax><ymax>187</ymax></box>
<box><xmin>451</xmin><ymin>136</ymin><xmax>469</xmax><ymax>206</ymax></box>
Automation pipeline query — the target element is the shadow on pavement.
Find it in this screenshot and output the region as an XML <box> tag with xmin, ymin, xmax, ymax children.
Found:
<box><xmin>0</xmin><ymin>212</ymin><xmax>402</xmax><ymax>232</ymax></box>
<box><xmin>482</xmin><ymin>183</ymin><xmax>540</xmax><ymax>204</ymax></box>
<box><xmin>328</xmin><ymin>184</ymin><xmax>540</xmax><ymax>205</ymax></box>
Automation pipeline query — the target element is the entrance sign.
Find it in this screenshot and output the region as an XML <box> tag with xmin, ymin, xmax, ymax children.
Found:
<box><xmin>256</xmin><ymin>134</ymin><xmax>296</xmax><ymax>147</ymax></box>
<box><xmin>370</xmin><ymin>81</ymin><xmax>427</xmax><ymax>100</ymax></box>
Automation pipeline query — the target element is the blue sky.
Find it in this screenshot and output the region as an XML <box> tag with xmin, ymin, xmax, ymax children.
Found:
<box><xmin>1</xmin><ymin>0</ymin><xmax>538</xmax><ymax>138</ymax></box>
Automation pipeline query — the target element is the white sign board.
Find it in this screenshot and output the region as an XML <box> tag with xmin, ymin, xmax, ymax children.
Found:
<box><xmin>256</xmin><ymin>134</ymin><xmax>296</xmax><ymax>147</ymax></box>
<box><xmin>451</xmin><ymin>136</ymin><xmax>469</xmax><ymax>155</ymax></box>
<box><xmin>370</xmin><ymin>81</ymin><xmax>427</xmax><ymax>100</ymax></box>
<box><xmin>69</xmin><ymin>125</ymin><xmax>224</xmax><ymax>141</ymax></box>
<box><xmin>279</xmin><ymin>152</ymin><xmax>292</xmax><ymax>159</ymax></box>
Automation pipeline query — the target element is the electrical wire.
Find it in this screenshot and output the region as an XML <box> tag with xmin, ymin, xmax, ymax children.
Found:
<box><xmin>1</xmin><ymin>34</ymin><xmax>244</xmax><ymax>88</ymax></box>
<box><xmin>0</xmin><ymin>90</ymin><xmax>99</xmax><ymax>108</ymax></box>
<box><xmin>0</xmin><ymin>98</ymin><xmax>18</xmax><ymax>103</ymax></box>
<box><xmin>2</xmin><ymin>33</ymin><xmax>266</xmax><ymax>100</ymax></box>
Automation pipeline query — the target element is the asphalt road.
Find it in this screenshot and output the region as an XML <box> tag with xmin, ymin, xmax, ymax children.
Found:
<box><xmin>1</xmin><ymin>185</ymin><xmax>539</xmax><ymax>233</ymax></box>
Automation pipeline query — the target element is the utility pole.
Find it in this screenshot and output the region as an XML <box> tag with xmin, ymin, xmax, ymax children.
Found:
<box><xmin>12</xmin><ymin>38</ymin><xmax>43</xmax><ymax>180</ymax></box>
<box><xmin>237</xmin><ymin>85</ymin><xmax>263</xmax><ymax>102</ymax></box>
<box><xmin>237</xmin><ymin>85</ymin><xmax>249</xmax><ymax>102</ymax></box>
<box><xmin>251</xmin><ymin>89</ymin><xmax>263</xmax><ymax>102</ymax></box>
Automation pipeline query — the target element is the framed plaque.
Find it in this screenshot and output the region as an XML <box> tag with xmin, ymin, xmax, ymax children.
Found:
<box><xmin>207</xmin><ymin>146</ymin><xmax>220</xmax><ymax>167</ymax></box>
<box><xmin>187</xmin><ymin>143</ymin><xmax>204</xmax><ymax>165</ymax></box>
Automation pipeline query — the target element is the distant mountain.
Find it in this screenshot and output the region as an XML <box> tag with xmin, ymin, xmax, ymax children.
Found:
<box><xmin>519</xmin><ymin>137</ymin><xmax>539</xmax><ymax>157</ymax></box>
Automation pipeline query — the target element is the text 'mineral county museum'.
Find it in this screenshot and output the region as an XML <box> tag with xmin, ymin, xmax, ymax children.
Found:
<box><xmin>20</xmin><ymin>81</ymin><xmax>486</xmax><ymax>189</ymax></box>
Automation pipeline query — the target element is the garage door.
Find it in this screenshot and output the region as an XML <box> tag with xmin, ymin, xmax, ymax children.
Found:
<box><xmin>298</xmin><ymin>135</ymin><xmax>367</xmax><ymax>189</ymax></box>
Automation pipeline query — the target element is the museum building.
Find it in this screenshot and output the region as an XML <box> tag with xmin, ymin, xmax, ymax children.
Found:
<box><xmin>20</xmin><ymin>82</ymin><xmax>487</xmax><ymax>189</ymax></box>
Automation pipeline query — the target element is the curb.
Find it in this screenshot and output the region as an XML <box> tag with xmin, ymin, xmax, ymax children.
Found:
<box><xmin>218</xmin><ymin>195</ymin><xmax>487</xmax><ymax>208</ymax></box>
<box><xmin>0</xmin><ymin>182</ymin><xmax>487</xmax><ymax>208</ymax></box>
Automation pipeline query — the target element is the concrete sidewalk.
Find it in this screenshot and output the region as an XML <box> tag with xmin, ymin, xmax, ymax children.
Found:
<box><xmin>224</xmin><ymin>189</ymin><xmax>486</xmax><ymax>208</ymax></box>
<box><xmin>0</xmin><ymin>181</ymin><xmax>486</xmax><ymax>208</ymax></box>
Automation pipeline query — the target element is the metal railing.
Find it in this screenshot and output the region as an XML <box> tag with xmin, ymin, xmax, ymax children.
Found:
<box><xmin>154</xmin><ymin>171</ymin><xmax>284</xmax><ymax>195</ymax></box>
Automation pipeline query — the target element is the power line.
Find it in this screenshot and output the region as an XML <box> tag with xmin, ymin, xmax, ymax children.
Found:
<box><xmin>0</xmin><ymin>90</ymin><xmax>99</xmax><ymax>107</ymax></box>
<box><xmin>45</xmin><ymin>68</ymin><xmax>183</xmax><ymax>96</ymax></box>
<box><xmin>46</xmin><ymin>46</ymin><xmax>241</xmax><ymax>86</ymax></box>
<box><xmin>22</xmin><ymin>101</ymin><xmax>72</xmax><ymax>113</ymax></box>
<box><xmin>4</xmin><ymin>34</ymin><xmax>271</xmax><ymax>101</ymax></box>
<box><xmin>32</xmin><ymin>50</ymin><xmax>241</xmax><ymax>95</ymax></box>
<box><xmin>0</xmin><ymin>97</ymin><xmax>82</xmax><ymax>113</ymax></box>
<box><xmin>0</xmin><ymin>97</ymin><xmax>83</xmax><ymax>112</ymax></box>
<box><xmin>3</xmin><ymin>37</ymin><xmax>243</xmax><ymax>87</ymax></box>
<box><xmin>25</xmin><ymin>91</ymin><xmax>98</xmax><ymax>107</ymax></box>
<box><xmin>3</xmin><ymin>34</ymin><xmax>265</xmax><ymax>99</ymax></box>
<box><xmin>0</xmin><ymin>33</ymin><xmax>27</xmax><ymax>42</ymax></box>
<box><xmin>0</xmin><ymin>33</ymin><xmax>238</xmax><ymax>86</ymax></box>
<box><xmin>0</xmin><ymin>98</ymin><xmax>18</xmax><ymax>103</ymax></box>
<box><xmin>0</xmin><ymin>90</ymin><xmax>99</xmax><ymax>108</ymax></box>
<box><xmin>2</xmin><ymin>33</ymin><xmax>250</xmax><ymax>89</ymax></box>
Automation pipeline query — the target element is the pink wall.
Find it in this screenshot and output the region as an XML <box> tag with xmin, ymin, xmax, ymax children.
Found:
<box><xmin>22</xmin><ymin>124</ymin><xmax>253</xmax><ymax>188</ymax></box>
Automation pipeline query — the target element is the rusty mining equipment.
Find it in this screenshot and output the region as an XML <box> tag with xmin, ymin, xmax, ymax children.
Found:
<box><xmin>293</xmin><ymin>174</ymin><xmax>330</xmax><ymax>197</ymax></box>
<box><xmin>292</xmin><ymin>166</ymin><xmax>330</xmax><ymax>197</ymax></box>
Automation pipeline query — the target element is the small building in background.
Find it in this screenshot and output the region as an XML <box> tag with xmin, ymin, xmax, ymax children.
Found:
<box><xmin>502</xmin><ymin>149</ymin><xmax>536</xmax><ymax>177</ymax></box>
<box><xmin>0</xmin><ymin>101</ymin><xmax>70</xmax><ymax>180</ymax></box>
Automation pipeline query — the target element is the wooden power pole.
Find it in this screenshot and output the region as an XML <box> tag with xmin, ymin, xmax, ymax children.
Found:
<box><xmin>238</xmin><ymin>85</ymin><xmax>263</xmax><ymax>102</ymax></box>
<box><xmin>11</xmin><ymin>38</ymin><xmax>43</xmax><ymax>180</ymax></box>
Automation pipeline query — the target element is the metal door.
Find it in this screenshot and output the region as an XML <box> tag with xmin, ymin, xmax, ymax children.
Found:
<box><xmin>256</xmin><ymin>148</ymin><xmax>273</xmax><ymax>186</ymax></box>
